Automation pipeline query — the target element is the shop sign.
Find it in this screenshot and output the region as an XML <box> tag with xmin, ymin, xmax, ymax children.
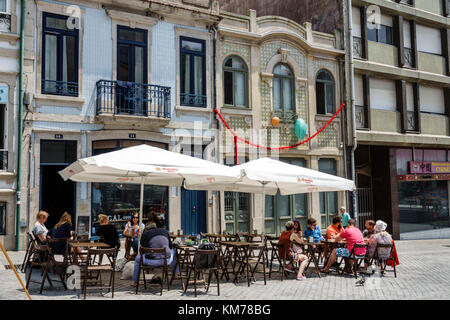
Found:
<box><xmin>398</xmin><ymin>174</ymin><xmax>450</xmax><ymax>182</ymax></box>
<box><xmin>409</xmin><ymin>161</ymin><xmax>450</xmax><ymax>174</ymax></box>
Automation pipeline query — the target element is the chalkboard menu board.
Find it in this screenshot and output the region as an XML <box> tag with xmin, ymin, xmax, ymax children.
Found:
<box><xmin>77</xmin><ymin>216</ymin><xmax>90</xmax><ymax>236</ymax></box>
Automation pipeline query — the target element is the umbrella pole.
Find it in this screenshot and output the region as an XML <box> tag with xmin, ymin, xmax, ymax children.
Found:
<box><xmin>138</xmin><ymin>177</ymin><xmax>144</xmax><ymax>251</ymax></box>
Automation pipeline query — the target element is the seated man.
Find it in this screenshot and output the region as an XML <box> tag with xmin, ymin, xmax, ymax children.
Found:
<box><xmin>326</xmin><ymin>216</ymin><xmax>344</xmax><ymax>240</ymax></box>
<box><xmin>321</xmin><ymin>219</ymin><xmax>366</xmax><ymax>274</ymax></box>
<box><xmin>362</xmin><ymin>220</ymin><xmax>375</xmax><ymax>239</ymax></box>
<box><xmin>304</xmin><ymin>218</ymin><xmax>325</xmax><ymax>243</ymax></box>
<box><xmin>132</xmin><ymin>222</ymin><xmax>179</xmax><ymax>286</ymax></box>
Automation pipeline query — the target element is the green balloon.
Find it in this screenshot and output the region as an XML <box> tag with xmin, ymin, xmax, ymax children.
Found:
<box><xmin>294</xmin><ymin>118</ymin><xmax>307</xmax><ymax>140</ymax></box>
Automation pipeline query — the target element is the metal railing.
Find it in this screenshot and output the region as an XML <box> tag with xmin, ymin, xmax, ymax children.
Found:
<box><xmin>96</xmin><ymin>80</ymin><xmax>171</xmax><ymax>119</ymax></box>
<box><xmin>41</xmin><ymin>79</ymin><xmax>79</xmax><ymax>97</ymax></box>
<box><xmin>180</xmin><ymin>93</ymin><xmax>207</xmax><ymax>107</ymax></box>
<box><xmin>0</xmin><ymin>150</ymin><xmax>7</xmax><ymax>171</ymax></box>
<box><xmin>357</xmin><ymin>187</ymin><xmax>374</xmax><ymax>230</ymax></box>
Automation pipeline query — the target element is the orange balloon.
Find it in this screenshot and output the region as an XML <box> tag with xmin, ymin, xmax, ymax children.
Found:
<box><xmin>271</xmin><ymin>117</ymin><xmax>280</xmax><ymax>126</ymax></box>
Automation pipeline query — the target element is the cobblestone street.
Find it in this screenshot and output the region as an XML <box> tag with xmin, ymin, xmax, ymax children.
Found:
<box><xmin>1</xmin><ymin>239</ymin><xmax>450</xmax><ymax>300</ymax></box>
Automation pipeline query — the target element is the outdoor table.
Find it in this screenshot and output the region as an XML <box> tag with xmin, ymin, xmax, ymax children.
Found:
<box><xmin>321</xmin><ymin>239</ymin><xmax>346</xmax><ymax>265</ymax></box>
<box><xmin>68</xmin><ymin>241</ymin><xmax>110</xmax><ymax>265</ymax></box>
<box><xmin>302</xmin><ymin>242</ymin><xmax>324</xmax><ymax>278</ymax></box>
<box><xmin>173</xmin><ymin>245</ymin><xmax>197</xmax><ymax>277</ymax></box>
<box><xmin>201</xmin><ymin>233</ymin><xmax>223</xmax><ymax>244</ymax></box>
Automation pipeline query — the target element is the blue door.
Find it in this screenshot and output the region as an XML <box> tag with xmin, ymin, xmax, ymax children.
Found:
<box><xmin>181</xmin><ymin>188</ymin><xmax>206</xmax><ymax>235</ymax></box>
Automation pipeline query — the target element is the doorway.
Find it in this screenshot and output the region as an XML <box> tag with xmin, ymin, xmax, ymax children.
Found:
<box><xmin>224</xmin><ymin>192</ymin><xmax>250</xmax><ymax>234</ymax></box>
<box><xmin>181</xmin><ymin>188</ymin><xmax>206</xmax><ymax>236</ymax></box>
<box><xmin>40</xmin><ymin>140</ymin><xmax>77</xmax><ymax>230</ymax></box>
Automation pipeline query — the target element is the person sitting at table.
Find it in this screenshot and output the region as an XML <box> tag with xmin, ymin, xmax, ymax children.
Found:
<box><xmin>362</xmin><ymin>220</ymin><xmax>376</xmax><ymax>238</ymax></box>
<box><xmin>131</xmin><ymin>222</ymin><xmax>179</xmax><ymax>286</ymax></box>
<box><xmin>148</xmin><ymin>209</ymin><xmax>165</xmax><ymax>229</ymax></box>
<box><xmin>362</xmin><ymin>220</ymin><xmax>393</xmax><ymax>273</ymax></box>
<box><xmin>304</xmin><ymin>218</ymin><xmax>325</xmax><ymax>243</ymax></box>
<box><xmin>123</xmin><ymin>212</ymin><xmax>145</xmax><ymax>254</ymax></box>
<box><xmin>289</xmin><ymin>227</ymin><xmax>309</xmax><ymax>281</ymax></box>
<box><xmin>32</xmin><ymin>210</ymin><xmax>50</xmax><ymax>244</ymax></box>
<box><xmin>321</xmin><ymin>219</ymin><xmax>366</xmax><ymax>274</ymax></box>
<box><xmin>326</xmin><ymin>216</ymin><xmax>344</xmax><ymax>240</ymax></box>
<box><xmin>292</xmin><ymin>219</ymin><xmax>303</xmax><ymax>237</ymax></box>
<box><xmin>96</xmin><ymin>214</ymin><xmax>120</xmax><ymax>252</ymax></box>
<box><xmin>48</xmin><ymin>212</ymin><xmax>78</xmax><ymax>251</ymax></box>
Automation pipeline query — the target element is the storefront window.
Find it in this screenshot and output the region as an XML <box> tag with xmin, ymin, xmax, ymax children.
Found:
<box><xmin>398</xmin><ymin>181</ymin><xmax>449</xmax><ymax>236</ymax></box>
<box><xmin>91</xmin><ymin>140</ymin><xmax>169</xmax><ymax>237</ymax></box>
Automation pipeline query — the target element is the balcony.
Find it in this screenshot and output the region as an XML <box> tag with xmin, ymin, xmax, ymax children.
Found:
<box><xmin>0</xmin><ymin>150</ymin><xmax>7</xmax><ymax>171</ymax></box>
<box><xmin>0</xmin><ymin>13</ymin><xmax>10</xmax><ymax>33</ymax></box>
<box><xmin>180</xmin><ymin>93</ymin><xmax>207</xmax><ymax>108</ymax></box>
<box><xmin>96</xmin><ymin>80</ymin><xmax>171</xmax><ymax>129</ymax></box>
<box><xmin>353</xmin><ymin>36</ymin><xmax>362</xmax><ymax>59</ymax></box>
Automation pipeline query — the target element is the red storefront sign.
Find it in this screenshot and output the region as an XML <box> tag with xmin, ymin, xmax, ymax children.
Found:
<box><xmin>409</xmin><ymin>161</ymin><xmax>450</xmax><ymax>174</ymax></box>
<box><xmin>398</xmin><ymin>174</ymin><xmax>450</xmax><ymax>182</ymax></box>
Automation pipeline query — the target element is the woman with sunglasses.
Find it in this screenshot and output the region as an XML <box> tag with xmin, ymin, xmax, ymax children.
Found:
<box><xmin>124</xmin><ymin>213</ymin><xmax>145</xmax><ymax>254</ymax></box>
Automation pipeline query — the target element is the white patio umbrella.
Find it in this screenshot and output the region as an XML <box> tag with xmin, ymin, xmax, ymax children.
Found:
<box><xmin>187</xmin><ymin>158</ymin><xmax>356</xmax><ymax>220</ymax></box>
<box><xmin>58</xmin><ymin>144</ymin><xmax>242</xmax><ymax>242</ymax></box>
<box><xmin>188</xmin><ymin>157</ymin><xmax>355</xmax><ymax>195</ymax></box>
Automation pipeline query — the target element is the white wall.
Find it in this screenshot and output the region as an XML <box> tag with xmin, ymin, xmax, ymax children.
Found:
<box><xmin>420</xmin><ymin>85</ymin><xmax>445</xmax><ymax>114</ymax></box>
<box><xmin>370</xmin><ymin>78</ymin><xmax>396</xmax><ymax>111</ymax></box>
<box><xmin>416</xmin><ymin>24</ymin><xmax>442</xmax><ymax>55</ymax></box>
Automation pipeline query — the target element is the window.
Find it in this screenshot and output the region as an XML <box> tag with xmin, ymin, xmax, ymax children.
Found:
<box><xmin>367</xmin><ymin>25</ymin><xmax>393</xmax><ymax>45</ymax></box>
<box><xmin>273</xmin><ymin>63</ymin><xmax>295</xmax><ymax>112</ymax></box>
<box><xmin>265</xmin><ymin>158</ymin><xmax>308</xmax><ymax>235</ymax></box>
<box><xmin>0</xmin><ymin>0</ymin><xmax>8</xmax><ymax>13</ymax></box>
<box><xmin>180</xmin><ymin>37</ymin><xmax>206</xmax><ymax>107</ymax></box>
<box><xmin>316</xmin><ymin>70</ymin><xmax>335</xmax><ymax>115</ymax></box>
<box><xmin>0</xmin><ymin>104</ymin><xmax>7</xmax><ymax>170</ymax></box>
<box><xmin>223</xmin><ymin>56</ymin><xmax>248</xmax><ymax>108</ymax></box>
<box><xmin>0</xmin><ymin>202</ymin><xmax>5</xmax><ymax>235</ymax></box>
<box><xmin>42</xmin><ymin>12</ymin><xmax>79</xmax><ymax>96</ymax></box>
<box><xmin>319</xmin><ymin>159</ymin><xmax>338</xmax><ymax>230</ymax></box>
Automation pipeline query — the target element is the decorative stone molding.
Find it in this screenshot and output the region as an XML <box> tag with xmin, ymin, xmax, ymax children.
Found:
<box><xmin>278</xmin><ymin>48</ymin><xmax>290</xmax><ymax>63</ymax></box>
<box><xmin>221</xmin><ymin>41</ymin><xmax>250</xmax><ymax>65</ymax></box>
<box><xmin>260</xmin><ymin>40</ymin><xmax>307</xmax><ymax>78</ymax></box>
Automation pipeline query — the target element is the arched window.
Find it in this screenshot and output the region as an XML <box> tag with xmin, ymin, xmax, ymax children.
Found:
<box><xmin>273</xmin><ymin>63</ymin><xmax>295</xmax><ymax>112</ymax></box>
<box><xmin>223</xmin><ymin>56</ymin><xmax>248</xmax><ymax>107</ymax></box>
<box><xmin>316</xmin><ymin>69</ymin><xmax>335</xmax><ymax>115</ymax></box>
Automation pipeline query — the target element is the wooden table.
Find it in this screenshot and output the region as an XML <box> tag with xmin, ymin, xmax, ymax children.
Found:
<box><xmin>68</xmin><ymin>241</ymin><xmax>110</xmax><ymax>265</ymax></box>
<box><xmin>220</xmin><ymin>241</ymin><xmax>257</xmax><ymax>286</ymax></box>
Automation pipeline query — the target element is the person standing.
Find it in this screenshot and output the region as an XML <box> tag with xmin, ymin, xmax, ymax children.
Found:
<box><xmin>340</xmin><ymin>207</ymin><xmax>351</xmax><ymax>229</ymax></box>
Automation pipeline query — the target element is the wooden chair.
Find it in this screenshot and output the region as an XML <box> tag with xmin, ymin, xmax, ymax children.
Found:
<box><xmin>337</xmin><ymin>243</ymin><xmax>368</xmax><ymax>279</ymax></box>
<box><xmin>21</xmin><ymin>232</ymin><xmax>37</xmax><ymax>273</ymax></box>
<box><xmin>369</xmin><ymin>242</ymin><xmax>397</xmax><ymax>277</ymax></box>
<box><xmin>25</xmin><ymin>242</ymin><xmax>68</xmax><ymax>294</ymax></box>
<box><xmin>82</xmin><ymin>248</ymin><xmax>117</xmax><ymax>299</ymax></box>
<box><xmin>268</xmin><ymin>241</ymin><xmax>288</xmax><ymax>281</ymax></box>
<box><xmin>135</xmin><ymin>247</ymin><xmax>170</xmax><ymax>296</ymax></box>
<box><xmin>184</xmin><ymin>248</ymin><xmax>220</xmax><ymax>297</ymax></box>
<box><xmin>263</xmin><ymin>235</ymin><xmax>278</xmax><ymax>267</ymax></box>
<box><xmin>249</xmin><ymin>243</ymin><xmax>267</xmax><ymax>285</ymax></box>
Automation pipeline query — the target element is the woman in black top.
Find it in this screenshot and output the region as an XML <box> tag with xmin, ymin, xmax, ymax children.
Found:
<box><xmin>96</xmin><ymin>214</ymin><xmax>120</xmax><ymax>250</ymax></box>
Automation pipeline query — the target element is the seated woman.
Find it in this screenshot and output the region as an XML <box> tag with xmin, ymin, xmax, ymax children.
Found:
<box><xmin>148</xmin><ymin>209</ymin><xmax>165</xmax><ymax>229</ymax></box>
<box><xmin>32</xmin><ymin>210</ymin><xmax>50</xmax><ymax>244</ymax></box>
<box><xmin>363</xmin><ymin>220</ymin><xmax>393</xmax><ymax>273</ymax></box>
<box><xmin>131</xmin><ymin>222</ymin><xmax>179</xmax><ymax>286</ymax></box>
<box><xmin>96</xmin><ymin>214</ymin><xmax>120</xmax><ymax>252</ymax></box>
<box><xmin>278</xmin><ymin>221</ymin><xmax>309</xmax><ymax>281</ymax></box>
<box><xmin>123</xmin><ymin>212</ymin><xmax>145</xmax><ymax>254</ymax></box>
<box><xmin>49</xmin><ymin>212</ymin><xmax>84</xmax><ymax>261</ymax></box>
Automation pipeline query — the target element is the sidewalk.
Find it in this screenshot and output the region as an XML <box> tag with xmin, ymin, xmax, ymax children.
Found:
<box><xmin>1</xmin><ymin>239</ymin><xmax>450</xmax><ymax>300</ymax></box>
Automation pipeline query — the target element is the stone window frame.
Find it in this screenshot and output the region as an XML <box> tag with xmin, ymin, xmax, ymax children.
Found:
<box><xmin>35</xmin><ymin>1</ymin><xmax>84</xmax><ymax>98</ymax></box>
<box><xmin>315</xmin><ymin>69</ymin><xmax>336</xmax><ymax>116</ymax></box>
<box><xmin>0</xmin><ymin>0</ymin><xmax>17</xmax><ymax>35</ymax></box>
<box><xmin>222</xmin><ymin>54</ymin><xmax>249</xmax><ymax>108</ymax></box>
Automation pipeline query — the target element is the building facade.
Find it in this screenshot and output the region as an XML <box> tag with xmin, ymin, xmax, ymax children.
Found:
<box><xmin>0</xmin><ymin>0</ymin><xmax>20</xmax><ymax>250</ymax></box>
<box><xmin>216</xmin><ymin>9</ymin><xmax>348</xmax><ymax>235</ymax></box>
<box><xmin>16</xmin><ymin>0</ymin><xmax>222</xmax><ymax>249</ymax></box>
<box><xmin>349</xmin><ymin>0</ymin><xmax>450</xmax><ymax>239</ymax></box>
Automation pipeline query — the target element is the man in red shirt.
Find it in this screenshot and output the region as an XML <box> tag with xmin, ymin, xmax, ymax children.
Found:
<box><xmin>321</xmin><ymin>219</ymin><xmax>366</xmax><ymax>274</ymax></box>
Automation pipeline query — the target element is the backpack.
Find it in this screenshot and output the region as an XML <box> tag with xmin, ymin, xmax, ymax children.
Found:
<box><xmin>194</xmin><ymin>243</ymin><xmax>217</xmax><ymax>269</ymax></box>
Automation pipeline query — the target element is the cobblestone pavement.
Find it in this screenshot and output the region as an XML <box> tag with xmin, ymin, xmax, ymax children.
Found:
<box><xmin>1</xmin><ymin>239</ymin><xmax>450</xmax><ymax>300</ymax></box>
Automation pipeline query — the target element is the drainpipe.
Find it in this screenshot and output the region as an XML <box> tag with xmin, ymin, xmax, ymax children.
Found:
<box><xmin>343</xmin><ymin>0</ymin><xmax>358</xmax><ymax>226</ymax></box>
<box><xmin>16</xmin><ymin>0</ymin><xmax>26</xmax><ymax>251</ymax></box>
<box><xmin>210</xmin><ymin>24</ymin><xmax>222</xmax><ymax>234</ymax></box>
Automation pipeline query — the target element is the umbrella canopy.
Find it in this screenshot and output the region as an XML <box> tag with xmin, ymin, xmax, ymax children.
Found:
<box><xmin>187</xmin><ymin>158</ymin><xmax>355</xmax><ymax>195</ymax></box>
<box><xmin>58</xmin><ymin>144</ymin><xmax>241</xmax><ymax>188</ymax></box>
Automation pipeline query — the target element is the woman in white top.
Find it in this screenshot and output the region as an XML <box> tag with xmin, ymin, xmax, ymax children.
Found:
<box><xmin>123</xmin><ymin>212</ymin><xmax>145</xmax><ymax>254</ymax></box>
<box><xmin>32</xmin><ymin>210</ymin><xmax>49</xmax><ymax>243</ymax></box>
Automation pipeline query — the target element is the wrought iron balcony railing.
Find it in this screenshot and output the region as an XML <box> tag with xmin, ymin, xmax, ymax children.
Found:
<box><xmin>180</xmin><ymin>93</ymin><xmax>207</xmax><ymax>108</ymax></box>
<box><xmin>96</xmin><ymin>80</ymin><xmax>171</xmax><ymax>119</ymax></box>
<box><xmin>0</xmin><ymin>150</ymin><xmax>7</xmax><ymax>171</ymax></box>
<box><xmin>41</xmin><ymin>79</ymin><xmax>79</xmax><ymax>97</ymax></box>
